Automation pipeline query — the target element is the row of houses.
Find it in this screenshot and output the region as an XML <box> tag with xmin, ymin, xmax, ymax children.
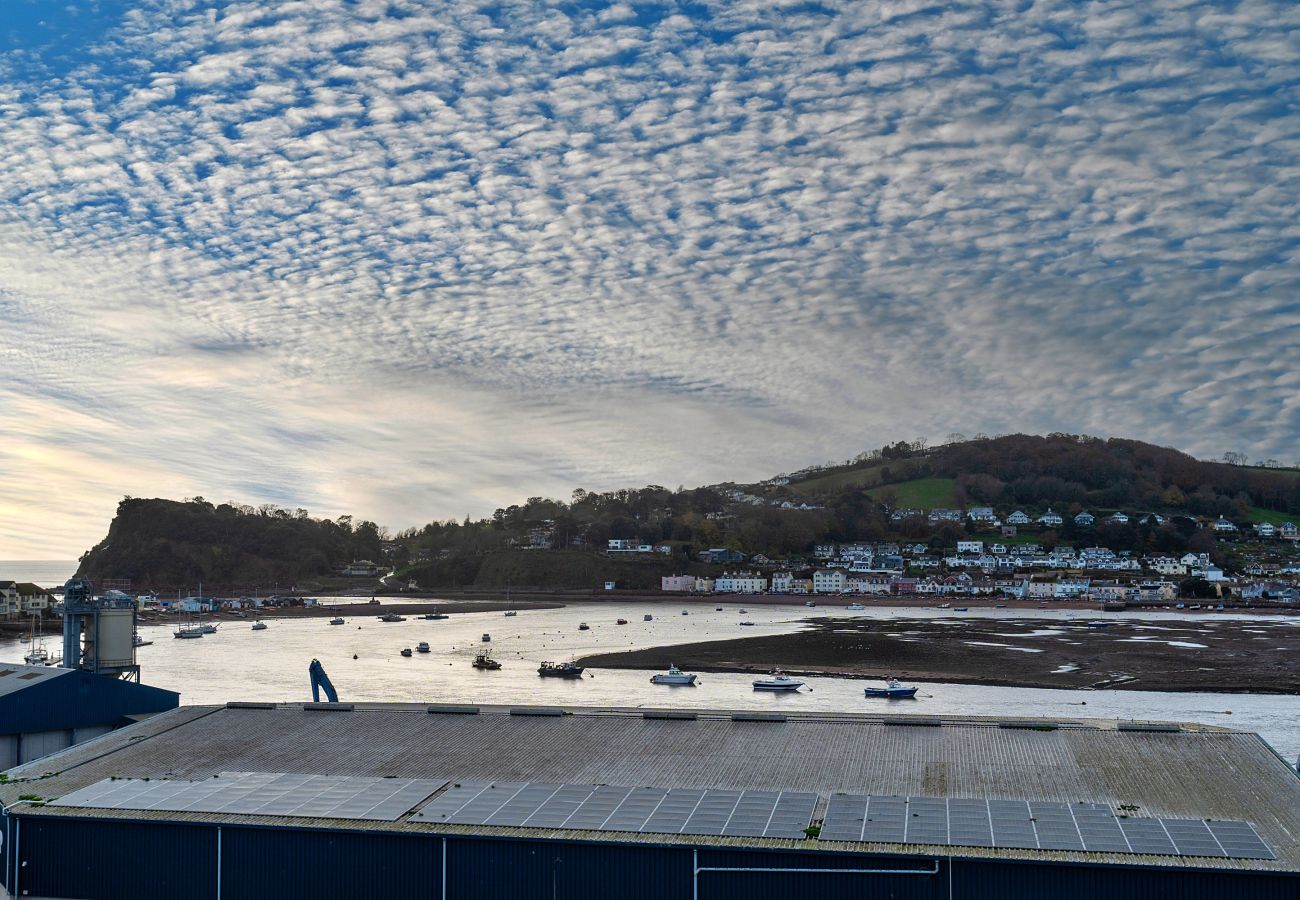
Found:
<box><xmin>0</xmin><ymin>581</ymin><xmax>54</xmax><ymax>618</ymax></box>
<box><xmin>660</xmin><ymin>571</ymin><xmax>1208</xmax><ymax>604</ymax></box>
<box><xmin>889</xmin><ymin>505</ymin><xmax>1300</xmax><ymax>538</ymax></box>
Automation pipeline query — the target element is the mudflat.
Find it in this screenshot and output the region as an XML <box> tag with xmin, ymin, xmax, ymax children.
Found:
<box><xmin>576</xmin><ymin>616</ymin><xmax>1300</xmax><ymax>693</ymax></box>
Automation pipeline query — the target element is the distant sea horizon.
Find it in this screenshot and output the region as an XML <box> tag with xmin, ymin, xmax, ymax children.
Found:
<box><xmin>0</xmin><ymin>560</ymin><xmax>79</xmax><ymax>587</ymax></box>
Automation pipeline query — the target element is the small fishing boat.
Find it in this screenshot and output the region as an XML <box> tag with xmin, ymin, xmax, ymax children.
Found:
<box><xmin>416</xmin><ymin>642</ymin><xmax>430</xmax><ymax>653</ymax></box>
<box><xmin>863</xmin><ymin>678</ymin><xmax>918</xmax><ymax>699</ymax></box>
<box><xmin>616</xmin><ymin>618</ymin><xmax>628</xmax><ymax>625</ymax></box>
<box><xmin>939</xmin><ymin>603</ymin><xmax>950</xmax><ymax>609</ymax></box>
<box><xmin>199</xmin><ymin>623</ymin><xmax>219</xmax><ymax>634</ymax></box>
<box><xmin>680</xmin><ymin>610</ymin><xmax>689</xmax><ymax>616</ymax></box>
<box><xmin>578</xmin><ymin>622</ymin><xmax>590</xmax><ymax>631</ymax></box>
<box><xmin>481</xmin><ymin>633</ymin><xmax>491</xmax><ymax>642</ymax></box>
<box><xmin>504</xmin><ymin>610</ymin><xmax>517</xmax><ymax>617</ymax></box>
<box><xmin>739</xmin><ymin>609</ymin><xmax>748</xmax><ymax>614</ymax></box>
<box><xmin>715</xmin><ymin>606</ymin><xmax>722</xmax><ymax>611</ymax></box>
<box><xmin>805</xmin><ymin>600</ymin><xmax>816</xmax><ymax>608</ymax></box>
<box><xmin>845</xmin><ymin>603</ymin><xmax>865</xmax><ymax>611</ymax></box>
<box><xmin>953</xmin><ymin>607</ymin><xmax>969</xmax><ymax>612</ymax></box>
<box><xmin>251</xmin><ymin>620</ymin><xmax>268</xmax><ymax>631</ymax></box>
<box><xmin>650</xmin><ymin>665</ymin><xmax>697</xmax><ymax>685</ymax></box>
<box><xmin>329</xmin><ymin>617</ymin><xmax>345</xmax><ymax>625</ymax></box>
<box><xmin>739</xmin><ymin>621</ymin><xmax>755</xmax><ymax>626</ymax></box>
<box><xmin>643</xmin><ymin>614</ymin><xmax>653</xmax><ymax>621</ymax></box>
<box><xmin>473</xmin><ymin>651</ymin><xmax>502</xmax><ymax>670</ymax></box>
<box><xmin>752</xmin><ymin>670</ymin><xmax>803</xmax><ymax>692</ymax></box>
<box><xmin>379</xmin><ymin>613</ymin><xmax>406</xmax><ymax>622</ymax></box>
<box><xmin>538</xmin><ymin>661</ymin><xmax>584</xmax><ymax>678</ymax></box>
<box><xmin>132</xmin><ymin>632</ymin><xmax>152</xmax><ymax>647</ymax></box>
<box><xmin>400</xmin><ymin>648</ymin><xmax>413</xmax><ymax>657</ymax></box>
<box><xmin>422</xmin><ymin>609</ymin><xmax>449</xmax><ymax>620</ymax></box>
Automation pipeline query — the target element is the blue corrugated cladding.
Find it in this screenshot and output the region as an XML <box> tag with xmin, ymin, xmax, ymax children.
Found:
<box><xmin>16</xmin><ymin>817</ymin><xmax>216</xmax><ymax>900</ymax></box>
<box><xmin>6</xmin><ymin>818</ymin><xmax>1299</xmax><ymax>900</ymax></box>
<box><xmin>447</xmin><ymin>835</ymin><xmax>692</xmax><ymax>900</ymax></box>
<box><xmin>220</xmin><ymin>826</ymin><xmax>438</xmax><ymax>900</ymax></box>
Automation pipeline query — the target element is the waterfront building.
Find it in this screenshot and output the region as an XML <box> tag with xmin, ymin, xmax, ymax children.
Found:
<box><xmin>713</xmin><ymin>571</ymin><xmax>767</xmax><ymax>593</ymax></box>
<box><xmin>811</xmin><ymin>569</ymin><xmax>847</xmax><ymax>594</ymax></box>
<box><xmin>3</xmin><ymin>703</ymin><xmax>1295</xmax><ymax>900</ymax></box>
<box><xmin>660</xmin><ymin>575</ymin><xmax>695</xmax><ymax>592</ymax></box>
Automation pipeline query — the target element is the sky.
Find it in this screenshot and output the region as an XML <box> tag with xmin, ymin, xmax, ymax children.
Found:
<box><xmin>1</xmin><ymin>0</ymin><xmax>1298</xmax><ymax>558</ymax></box>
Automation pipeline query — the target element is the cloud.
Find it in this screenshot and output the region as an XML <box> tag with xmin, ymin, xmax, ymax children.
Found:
<box><xmin>1</xmin><ymin>0</ymin><xmax>1299</xmax><ymax>556</ymax></box>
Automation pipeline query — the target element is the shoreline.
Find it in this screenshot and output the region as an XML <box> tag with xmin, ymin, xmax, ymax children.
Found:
<box><xmin>575</xmin><ymin>614</ymin><xmax>1300</xmax><ymax>695</ymax></box>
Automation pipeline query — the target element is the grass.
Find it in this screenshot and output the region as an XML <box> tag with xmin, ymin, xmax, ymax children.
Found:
<box><xmin>785</xmin><ymin>457</ymin><xmax>925</xmax><ymax>494</ymax></box>
<box><xmin>866</xmin><ymin>477</ymin><xmax>958</xmax><ymax>509</ymax></box>
<box><xmin>1246</xmin><ymin>506</ymin><xmax>1297</xmax><ymax>525</ymax></box>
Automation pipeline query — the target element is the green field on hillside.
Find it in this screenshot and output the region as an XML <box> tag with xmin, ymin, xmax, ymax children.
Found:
<box><xmin>866</xmin><ymin>477</ymin><xmax>957</xmax><ymax>509</ymax></box>
<box><xmin>786</xmin><ymin>458</ymin><xmax>925</xmax><ymax>494</ymax></box>
<box><xmin>1247</xmin><ymin>506</ymin><xmax>1297</xmax><ymax>525</ymax></box>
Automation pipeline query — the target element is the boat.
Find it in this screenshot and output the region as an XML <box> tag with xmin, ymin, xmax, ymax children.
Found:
<box><xmin>616</xmin><ymin>618</ymin><xmax>628</xmax><ymax>625</ymax></box>
<box><xmin>422</xmin><ymin>608</ymin><xmax>449</xmax><ymax>620</ymax></box>
<box><xmin>473</xmin><ymin>651</ymin><xmax>502</xmax><ymax>670</ymax></box>
<box><xmin>739</xmin><ymin>621</ymin><xmax>755</xmax><ymax>626</ymax></box>
<box><xmin>379</xmin><ymin>613</ymin><xmax>405</xmax><ymax>622</ymax></box>
<box><xmin>681</xmin><ymin>610</ymin><xmax>689</xmax><ymax>616</ymax></box>
<box><xmin>251</xmin><ymin>621</ymin><xmax>268</xmax><ymax>631</ymax></box>
<box><xmin>329</xmin><ymin>617</ymin><xmax>345</xmax><ymax>625</ymax></box>
<box><xmin>504</xmin><ymin>610</ymin><xmax>517</xmax><ymax>617</ymax></box>
<box><xmin>578</xmin><ymin>622</ymin><xmax>590</xmax><ymax>631</ymax></box>
<box><xmin>481</xmin><ymin>633</ymin><xmax>491</xmax><ymax>642</ymax></box>
<box><xmin>845</xmin><ymin>603</ymin><xmax>865</xmax><ymax>611</ymax></box>
<box><xmin>643</xmin><ymin>614</ymin><xmax>653</xmax><ymax>621</ymax></box>
<box><xmin>416</xmin><ymin>642</ymin><xmax>430</xmax><ymax>653</ymax></box>
<box><xmin>173</xmin><ymin>626</ymin><xmax>204</xmax><ymax>639</ymax></box>
<box><xmin>939</xmin><ymin>603</ymin><xmax>950</xmax><ymax>609</ymax></box>
<box><xmin>23</xmin><ymin>644</ymin><xmax>50</xmax><ymax>666</ymax></box>
<box><xmin>538</xmin><ymin>661</ymin><xmax>584</xmax><ymax>678</ymax></box>
<box><xmin>863</xmin><ymin>678</ymin><xmax>918</xmax><ymax>699</ymax></box>
<box><xmin>650</xmin><ymin>665</ymin><xmax>697</xmax><ymax>685</ymax></box>
<box><xmin>953</xmin><ymin>607</ymin><xmax>969</xmax><ymax>612</ymax></box>
<box><xmin>132</xmin><ymin>632</ymin><xmax>152</xmax><ymax>648</ymax></box>
<box><xmin>805</xmin><ymin>600</ymin><xmax>816</xmax><ymax>607</ymax></box>
<box><xmin>739</xmin><ymin>609</ymin><xmax>748</xmax><ymax>614</ymax></box>
<box><xmin>199</xmin><ymin>623</ymin><xmax>219</xmax><ymax>634</ymax></box>
<box><xmin>400</xmin><ymin>648</ymin><xmax>413</xmax><ymax>657</ymax></box>
<box><xmin>367</xmin><ymin>598</ymin><xmax>381</xmax><ymax>604</ymax></box>
<box><xmin>715</xmin><ymin>607</ymin><xmax>722</xmax><ymax>611</ymax></box>
<box><xmin>752</xmin><ymin>670</ymin><xmax>803</xmax><ymax>692</ymax></box>
<box><xmin>1087</xmin><ymin>621</ymin><xmax>1111</xmax><ymax>628</ymax></box>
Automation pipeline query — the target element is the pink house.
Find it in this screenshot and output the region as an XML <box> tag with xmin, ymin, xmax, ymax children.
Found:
<box><xmin>661</xmin><ymin>575</ymin><xmax>696</xmax><ymax>592</ymax></box>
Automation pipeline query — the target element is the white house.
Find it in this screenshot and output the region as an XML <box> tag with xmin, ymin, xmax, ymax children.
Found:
<box><xmin>956</xmin><ymin>540</ymin><xmax>984</xmax><ymax>554</ymax></box>
<box><xmin>1212</xmin><ymin>517</ymin><xmax>1238</xmax><ymax>533</ymax></box>
<box><xmin>1006</xmin><ymin>511</ymin><xmax>1030</xmax><ymax>525</ymax></box>
<box><xmin>715</xmin><ymin>571</ymin><xmax>767</xmax><ymax>593</ymax></box>
<box><xmin>1105</xmin><ymin>513</ymin><xmax>1130</xmax><ymax>525</ymax></box>
<box><xmin>1255</xmin><ymin>522</ymin><xmax>1277</xmax><ymax>538</ymax></box>
<box><xmin>1054</xmin><ymin>578</ymin><xmax>1091</xmax><ymax>599</ymax></box>
<box><xmin>693</xmin><ymin>577</ymin><xmax>715</xmax><ymax>593</ymax></box>
<box><xmin>1146</xmin><ymin>557</ymin><xmax>1187</xmax><ymax>576</ymax></box>
<box><xmin>1074</xmin><ymin>511</ymin><xmax>1095</xmax><ymax>526</ymax></box>
<box><xmin>1036</xmin><ymin>509</ymin><xmax>1063</xmax><ymax>527</ymax></box>
<box><xmin>990</xmin><ymin>543</ymin><xmax>1007</xmax><ymax>555</ymax></box>
<box><xmin>1280</xmin><ymin>522</ymin><xmax>1299</xmax><ymax>540</ymax></box>
<box><xmin>813</xmin><ymin>544</ymin><xmax>836</xmax><ymax>559</ymax></box>
<box><xmin>1026</xmin><ymin>581</ymin><xmax>1056</xmax><ymax>599</ymax></box>
<box><xmin>812</xmin><ymin>569</ymin><xmax>847</xmax><ymax>593</ymax></box>
<box><xmin>928</xmin><ymin>508</ymin><xmax>962</xmax><ymax>523</ymax></box>
<box><xmin>770</xmin><ymin>572</ymin><xmax>795</xmax><ymax>593</ymax></box>
<box><xmin>967</xmin><ymin>507</ymin><xmax>996</xmax><ymax>522</ymax></box>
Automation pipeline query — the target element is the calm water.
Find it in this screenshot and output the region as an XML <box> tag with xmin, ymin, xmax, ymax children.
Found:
<box><xmin>2</xmin><ymin>602</ymin><xmax>1296</xmax><ymax>762</ymax></box>
<box><xmin>0</xmin><ymin>560</ymin><xmax>78</xmax><ymax>587</ymax></box>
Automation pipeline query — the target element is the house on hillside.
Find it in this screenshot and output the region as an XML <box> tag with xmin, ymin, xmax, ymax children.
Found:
<box><xmin>1280</xmin><ymin>522</ymin><xmax>1299</xmax><ymax>541</ymax></box>
<box><xmin>1035</xmin><ymin>509</ymin><xmax>1063</xmax><ymax>527</ymax></box>
<box><xmin>343</xmin><ymin>560</ymin><xmax>380</xmax><ymax>576</ymax></box>
<box><xmin>813</xmin><ymin>544</ymin><xmax>836</xmax><ymax>559</ymax></box>
<box><xmin>1139</xmin><ymin>514</ymin><xmax>1166</xmax><ymax>525</ymax></box>
<box><xmin>699</xmin><ymin>548</ymin><xmax>746</xmax><ymax>564</ymax></box>
<box><xmin>1006</xmin><ymin>511</ymin><xmax>1030</xmax><ymax>526</ymax></box>
<box><xmin>956</xmin><ymin>541</ymin><xmax>983</xmax><ymax>554</ymax></box>
<box><xmin>1105</xmin><ymin>512</ymin><xmax>1130</xmax><ymax>525</ymax></box>
<box><xmin>1073</xmin><ymin>511</ymin><xmax>1095</xmax><ymax>526</ymax></box>
<box><xmin>966</xmin><ymin>507</ymin><xmax>996</xmax><ymax>523</ymax></box>
<box><xmin>1254</xmin><ymin>522</ymin><xmax>1277</xmax><ymax>538</ymax></box>
<box><xmin>928</xmin><ymin>508</ymin><xmax>962</xmax><ymax>523</ymax></box>
<box><xmin>1212</xmin><ymin>517</ymin><xmax>1238</xmax><ymax>533</ymax></box>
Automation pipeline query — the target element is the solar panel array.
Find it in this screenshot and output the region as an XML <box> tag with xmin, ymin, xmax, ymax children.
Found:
<box><xmin>52</xmin><ymin>772</ymin><xmax>446</xmax><ymax>822</ymax></box>
<box><xmin>818</xmin><ymin>794</ymin><xmax>1274</xmax><ymax>860</ymax></box>
<box><xmin>414</xmin><ymin>780</ymin><xmax>817</xmax><ymax>839</ymax></box>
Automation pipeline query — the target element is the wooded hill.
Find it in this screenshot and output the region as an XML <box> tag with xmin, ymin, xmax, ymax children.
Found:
<box><xmin>77</xmin><ymin>434</ymin><xmax>1300</xmax><ymax>591</ymax></box>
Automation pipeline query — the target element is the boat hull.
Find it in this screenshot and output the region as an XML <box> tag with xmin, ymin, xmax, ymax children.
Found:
<box><xmin>538</xmin><ymin>668</ymin><xmax>584</xmax><ymax>678</ymax></box>
<box><xmin>752</xmin><ymin>681</ymin><xmax>802</xmax><ymax>692</ymax></box>
<box><xmin>863</xmin><ymin>687</ymin><xmax>918</xmax><ymax>698</ymax></box>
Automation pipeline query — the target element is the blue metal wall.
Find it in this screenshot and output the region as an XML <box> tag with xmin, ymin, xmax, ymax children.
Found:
<box><xmin>5</xmin><ymin>815</ymin><xmax>1298</xmax><ymax>900</ymax></box>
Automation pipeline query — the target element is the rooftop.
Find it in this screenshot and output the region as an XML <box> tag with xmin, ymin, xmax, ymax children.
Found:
<box><xmin>3</xmin><ymin>703</ymin><xmax>1298</xmax><ymax>872</ymax></box>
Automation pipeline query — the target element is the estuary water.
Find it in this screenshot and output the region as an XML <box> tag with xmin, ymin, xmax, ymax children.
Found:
<box><xmin>2</xmin><ymin>601</ymin><xmax>1296</xmax><ymax>762</ymax></box>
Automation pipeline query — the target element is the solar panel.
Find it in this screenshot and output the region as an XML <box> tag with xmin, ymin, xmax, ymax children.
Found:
<box><xmin>817</xmin><ymin>795</ymin><xmax>1273</xmax><ymax>860</ymax></box>
<box><xmin>53</xmin><ymin>772</ymin><xmax>446</xmax><ymax>822</ymax></box>
<box><xmin>413</xmin><ymin>782</ymin><xmax>815</xmax><ymax>840</ymax></box>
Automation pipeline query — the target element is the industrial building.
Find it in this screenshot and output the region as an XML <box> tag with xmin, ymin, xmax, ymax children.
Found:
<box><xmin>1</xmin><ymin>703</ymin><xmax>1297</xmax><ymax>899</ymax></box>
<box><xmin>0</xmin><ymin>664</ymin><xmax>178</xmax><ymax>767</ymax></box>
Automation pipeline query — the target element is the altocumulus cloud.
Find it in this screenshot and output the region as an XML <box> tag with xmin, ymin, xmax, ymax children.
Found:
<box><xmin>1</xmin><ymin>0</ymin><xmax>1298</xmax><ymax>556</ymax></box>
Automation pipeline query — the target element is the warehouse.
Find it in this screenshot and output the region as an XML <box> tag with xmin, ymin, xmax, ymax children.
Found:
<box><xmin>0</xmin><ymin>663</ymin><xmax>178</xmax><ymax>767</ymax></box>
<box><xmin>1</xmin><ymin>702</ymin><xmax>1297</xmax><ymax>899</ymax></box>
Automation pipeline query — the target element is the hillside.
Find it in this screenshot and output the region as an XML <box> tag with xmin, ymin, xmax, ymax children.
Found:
<box><xmin>77</xmin><ymin>434</ymin><xmax>1300</xmax><ymax>591</ymax></box>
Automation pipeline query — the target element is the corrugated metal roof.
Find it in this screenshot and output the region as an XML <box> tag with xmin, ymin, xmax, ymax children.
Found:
<box><xmin>0</xmin><ymin>662</ymin><xmax>71</xmax><ymax>697</ymax></box>
<box><xmin>3</xmin><ymin>703</ymin><xmax>1297</xmax><ymax>872</ymax></box>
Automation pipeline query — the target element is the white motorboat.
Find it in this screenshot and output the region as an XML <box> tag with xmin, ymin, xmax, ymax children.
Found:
<box><xmin>752</xmin><ymin>670</ymin><xmax>803</xmax><ymax>692</ymax></box>
<box><xmin>650</xmin><ymin>665</ymin><xmax>697</xmax><ymax>685</ymax></box>
<box><xmin>329</xmin><ymin>617</ymin><xmax>345</xmax><ymax>625</ymax></box>
<box><xmin>416</xmin><ymin>642</ymin><xmax>431</xmax><ymax>653</ymax></box>
<box><xmin>805</xmin><ymin>600</ymin><xmax>816</xmax><ymax>607</ymax></box>
<box><xmin>845</xmin><ymin>603</ymin><xmax>865</xmax><ymax>611</ymax></box>
<box><xmin>251</xmin><ymin>621</ymin><xmax>268</xmax><ymax>631</ymax></box>
<box><xmin>504</xmin><ymin>610</ymin><xmax>517</xmax><ymax>617</ymax></box>
<box><xmin>132</xmin><ymin>632</ymin><xmax>152</xmax><ymax>647</ymax></box>
<box><xmin>481</xmin><ymin>633</ymin><xmax>491</xmax><ymax>642</ymax></box>
<box><xmin>680</xmin><ymin>609</ymin><xmax>689</xmax><ymax>616</ymax></box>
